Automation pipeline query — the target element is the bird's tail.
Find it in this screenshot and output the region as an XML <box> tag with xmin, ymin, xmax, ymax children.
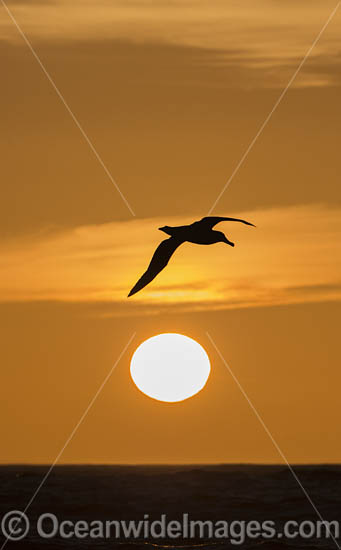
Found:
<box><xmin>158</xmin><ymin>225</ymin><xmax>175</xmax><ymax>236</ymax></box>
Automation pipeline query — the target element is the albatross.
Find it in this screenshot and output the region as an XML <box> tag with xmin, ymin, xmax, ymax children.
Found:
<box><xmin>128</xmin><ymin>216</ymin><xmax>255</xmax><ymax>297</ymax></box>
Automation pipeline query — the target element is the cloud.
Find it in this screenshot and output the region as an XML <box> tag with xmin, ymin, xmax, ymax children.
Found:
<box><xmin>1</xmin><ymin>204</ymin><xmax>340</xmax><ymax>314</ymax></box>
<box><xmin>1</xmin><ymin>0</ymin><xmax>340</xmax><ymax>89</ymax></box>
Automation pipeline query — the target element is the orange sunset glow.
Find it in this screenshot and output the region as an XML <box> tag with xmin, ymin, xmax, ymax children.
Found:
<box><xmin>1</xmin><ymin>0</ymin><xmax>340</xmax><ymax>465</ymax></box>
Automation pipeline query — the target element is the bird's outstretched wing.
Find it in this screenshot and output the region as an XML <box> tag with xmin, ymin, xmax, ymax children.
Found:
<box><xmin>128</xmin><ymin>238</ymin><xmax>183</xmax><ymax>297</ymax></box>
<box><xmin>197</xmin><ymin>216</ymin><xmax>255</xmax><ymax>228</ymax></box>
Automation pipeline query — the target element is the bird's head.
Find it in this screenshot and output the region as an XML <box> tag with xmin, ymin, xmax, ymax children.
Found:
<box><xmin>218</xmin><ymin>231</ymin><xmax>235</xmax><ymax>247</ymax></box>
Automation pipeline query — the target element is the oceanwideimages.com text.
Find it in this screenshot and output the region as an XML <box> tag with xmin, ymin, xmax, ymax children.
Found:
<box><xmin>1</xmin><ymin>511</ymin><xmax>340</xmax><ymax>545</ymax></box>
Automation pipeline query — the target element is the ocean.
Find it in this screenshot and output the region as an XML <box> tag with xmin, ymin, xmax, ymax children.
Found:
<box><xmin>0</xmin><ymin>465</ymin><xmax>340</xmax><ymax>549</ymax></box>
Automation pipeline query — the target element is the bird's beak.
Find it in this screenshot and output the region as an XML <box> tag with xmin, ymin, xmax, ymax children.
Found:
<box><xmin>224</xmin><ymin>237</ymin><xmax>235</xmax><ymax>247</ymax></box>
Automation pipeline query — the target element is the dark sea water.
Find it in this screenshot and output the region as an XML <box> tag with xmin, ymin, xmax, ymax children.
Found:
<box><xmin>0</xmin><ymin>465</ymin><xmax>340</xmax><ymax>549</ymax></box>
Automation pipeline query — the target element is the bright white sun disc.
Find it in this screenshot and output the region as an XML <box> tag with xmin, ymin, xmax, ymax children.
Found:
<box><xmin>130</xmin><ymin>333</ymin><xmax>211</xmax><ymax>402</ymax></box>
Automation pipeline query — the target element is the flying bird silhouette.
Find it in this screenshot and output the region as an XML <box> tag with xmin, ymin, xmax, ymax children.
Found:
<box><xmin>128</xmin><ymin>216</ymin><xmax>255</xmax><ymax>297</ymax></box>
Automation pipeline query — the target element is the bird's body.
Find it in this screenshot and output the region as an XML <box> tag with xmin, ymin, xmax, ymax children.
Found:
<box><xmin>128</xmin><ymin>216</ymin><xmax>255</xmax><ymax>297</ymax></box>
<box><xmin>160</xmin><ymin>223</ymin><xmax>230</xmax><ymax>245</ymax></box>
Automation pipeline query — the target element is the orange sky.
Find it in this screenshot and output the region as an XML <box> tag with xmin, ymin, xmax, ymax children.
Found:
<box><xmin>0</xmin><ymin>0</ymin><xmax>340</xmax><ymax>464</ymax></box>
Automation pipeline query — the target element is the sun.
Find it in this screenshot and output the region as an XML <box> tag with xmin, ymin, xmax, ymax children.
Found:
<box><xmin>130</xmin><ymin>333</ymin><xmax>211</xmax><ymax>403</ymax></box>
